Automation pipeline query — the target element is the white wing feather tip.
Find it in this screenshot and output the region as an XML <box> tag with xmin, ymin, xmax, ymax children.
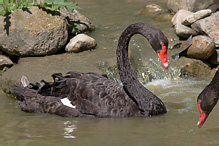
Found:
<box><xmin>61</xmin><ymin>98</ymin><xmax>76</xmax><ymax>109</ymax></box>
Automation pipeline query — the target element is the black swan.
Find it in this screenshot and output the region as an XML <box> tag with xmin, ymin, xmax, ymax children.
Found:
<box><xmin>12</xmin><ymin>23</ymin><xmax>169</xmax><ymax>117</ymax></box>
<box><xmin>197</xmin><ymin>70</ymin><xmax>219</xmax><ymax>127</ymax></box>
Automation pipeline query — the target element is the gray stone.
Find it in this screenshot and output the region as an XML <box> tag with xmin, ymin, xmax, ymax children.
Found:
<box><xmin>171</xmin><ymin>9</ymin><xmax>193</xmax><ymax>26</ymax></box>
<box><xmin>185</xmin><ymin>35</ymin><xmax>215</xmax><ymax>60</ymax></box>
<box><xmin>174</xmin><ymin>23</ymin><xmax>198</xmax><ymax>39</ymax></box>
<box><xmin>182</xmin><ymin>9</ymin><xmax>212</xmax><ymax>25</ymax></box>
<box><xmin>208</xmin><ymin>50</ymin><xmax>219</xmax><ymax>65</ymax></box>
<box><xmin>208</xmin><ymin>3</ymin><xmax>219</xmax><ymax>13</ymax></box>
<box><xmin>140</xmin><ymin>4</ymin><xmax>162</xmax><ymax>15</ymax></box>
<box><xmin>59</xmin><ymin>7</ymin><xmax>95</xmax><ymax>33</ymax></box>
<box><xmin>0</xmin><ymin>6</ymin><xmax>68</xmax><ymax>56</ymax></box>
<box><xmin>191</xmin><ymin>12</ymin><xmax>219</xmax><ymax>47</ymax></box>
<box><xmin>167</xmin><ymin>0</ymin><xmax>215</xmax><ymax>12</ymax></box>
<box><xmin>153</xmin><ymin>13</ymin><xmax>173</xmax><ymax>22</ymax></box>
<box><xmin>65</xmin><ymin>34</ymin><xmax>97</xmax><ymax>53</ymax></box>
<box><xmin>0</xmin><ymin>55</ymin><xmax>13</xmax><ymax>68</ymax></box>
<box><xmin>175</xmin><ymin>57</ymin><xmax>215</xmax><ymax>78</ymax></box>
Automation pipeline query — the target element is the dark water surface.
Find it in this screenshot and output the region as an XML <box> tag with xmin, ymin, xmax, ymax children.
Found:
<box><xmin>1</xmin><ymin>0</ymin><xmax>219</xmax><ymax>145</ymax></box>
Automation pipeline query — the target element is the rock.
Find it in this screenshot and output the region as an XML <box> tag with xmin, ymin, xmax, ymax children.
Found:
<box><xmin>208</xmin><ymin>4</ymin><xmax>219</xmax><ymax>13</ymax></box>
<box><xmin>167</xmin><ymin>0</ymin><xmax>214</xmax><ymax>12</ymax></box>
<box><xmin>140</xmin><ymin>4</ymin><xmax>162</xmax><ymax>15</ymax></box>
<box><xmin>153</xmin><ymin>13</ymin><xmax>173</xmax><ymax>22</ymax></box>
<box><xmin>59</xmin><ymin>7</ymin><xmax>95</xmax><ymax>33</ymax></box>
<box><xmin>0</xmin><ymin>7</ymin><xmax>68</xmax><ymax>56</ymax></box>
<box><xmin>208</xmin><ymin>50</ymin><xmax>219</xmax><ymax>65</ymax></box>
<box><xmin>170</xmin><ymin>36</ymin><xmax>193</xmax><ymax>58</ymax></box>
<box><xmin>0</xmin><ymin>55</ymin><xmax>13</xmax><ymax>70</ymax></box>
<box><xmin>185</xmin><ymin>35</ymin><xmax>215</xmax><ymax>60</ymax></box>
<box><xmin>182</xmin><ymin>9</ymin><xmax>212</xmax><ymax>26</ymax></box>
<box><xmin>171</xmin><ymin>9</ymin><xmax>193</xmax><ymax>26</ymax></box>
<box><xmin>172</xmin><ymin>56</ymin><xmax>215</xmax><ymax>78</ymax></box>
<box><xmin>191</xmin><ymin>12</ymin><xmax>219</xmax><ymax>47</ymax></box>
<box><xmin>65</xmin><ymin>34</ymin><xmax>97</xmax><ymax>53</ymax></box>
<box><xmin>174</xmin><ymin>23</ymin><xmax>198</xmax><ymax>39</ymax></box>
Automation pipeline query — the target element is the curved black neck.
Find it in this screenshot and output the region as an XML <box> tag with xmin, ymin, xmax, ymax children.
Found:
<box><xmin>116</xmin><ymin>23</ymin><xmax>166</xmax><ymax>116</ymax></box>
<box><xmin>116</xmin><ymin>23</ymin><xmax>156</xmax><ymax>87</ymax></box>
<box><xmin>210</xmin><ymin>70</ymin><xmax>219</xmax><ymax>86</ymax></box>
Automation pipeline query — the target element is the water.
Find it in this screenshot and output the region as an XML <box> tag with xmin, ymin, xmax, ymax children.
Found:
<box><xmin>1</xmin><ymin>0</ymin><xmax>219</xmax><ymax>145</ymax></box>
<box><xmin>1</xmin><ymin>78</ymin><xmax>219</xmax><ymax>145</ymax></box>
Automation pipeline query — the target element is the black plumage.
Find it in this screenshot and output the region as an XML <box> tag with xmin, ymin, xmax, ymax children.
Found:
<box><xmin>197</xmin><ymin>70</ymin><xmax>219</xmax><ymax>127</ymax></box>
<box><xmin>12</xmin><ymin>23</ymin><xmax>168</xmax><ymax>117</ymax></box>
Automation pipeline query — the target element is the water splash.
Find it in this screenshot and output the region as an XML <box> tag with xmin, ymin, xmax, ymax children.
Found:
<box><xmin>136</xmin><ymin>58</ymin><xmax>181</xmax><ymax>85</ymax></box>
<box><xmin>98</xmin><ymin>57</ymin><xmax>182</xmax><ymax>86</ymax></box>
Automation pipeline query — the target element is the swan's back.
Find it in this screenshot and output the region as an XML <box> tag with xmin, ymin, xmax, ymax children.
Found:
<box><xmin>12</xmin><ymin>71</ymin><xmax>141</xmax><ymax>117</ymax></box>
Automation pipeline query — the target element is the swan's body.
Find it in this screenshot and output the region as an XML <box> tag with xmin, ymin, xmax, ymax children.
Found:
<box><xmin>197</xmin><ymin>70</ymin><xmax>219</xmax><ymax>127</ymax></box>
<box><xmin>12</xmin><ymin>23</ymin><xmax>169</xmax><ymax>117</ymax></box>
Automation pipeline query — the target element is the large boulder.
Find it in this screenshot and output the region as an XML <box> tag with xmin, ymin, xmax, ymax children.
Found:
<box><xmin>185</xmin><ymin>35</ymin><xmax>215</xmax><ymax>60</ymax></box>
<box><xmin>167</xmin><ymin>0</ymin><xmax>215</xmax><ymax>12</ymax></box>
<box><xmin>182</xmin><ymin>9</ymin><xmax>212</xmax><ymax>26</ymax></box>
<box><xmin>59</xmin><ymin>7</ymin><xmax>95</xmax><ymax>33</ymax></box>
<box><xmin>179</xmin><ymin>57</ymin><xmax>215</xmax><ymax>78</ymax></box>
<box><xmin>171</xmin><ymin>9</ymin><xmax>193</xmax><ymax>26</ymax></box>
<box><xmin>0</xmin><ymin>55</ymin><xmax>13</xmax><ymax>70</ymax></box>
<box><xmin>171</xmin><ymin>56</ymin><xmax>215</xmax><ymax>78</ymax></box>
<box><xmin>191</xmin><ymin>11</ymin><xmax>219</xmax><ymax>47</ymax></box>
<box><xmin>0</xmin><ymin>6</ymin><xmax>68</xmax><ymax>56</ymax></box>
<box><xmin>65</xmin><ymin>34</ymin><xmax>97</xmax><ymax>53</ymax></box>
<box><xmin>174</xmin><ymin>23</ymin><xmax>198</xmax><ymax>39</ymax></box>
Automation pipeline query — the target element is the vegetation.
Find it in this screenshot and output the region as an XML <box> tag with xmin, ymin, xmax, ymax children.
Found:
<box><xmin>0</xmin><ymin>0</ymin><xmax>80</xmax><ymax>16</ymax></box>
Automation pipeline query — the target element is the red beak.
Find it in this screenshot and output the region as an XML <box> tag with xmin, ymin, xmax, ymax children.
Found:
<box><xmin>158</xmin><ymin>43</ymin><xmax>168</xmax><ymax>69</ymax></box>
<box><xmin>197</xmin><ymin>101</ymin><xmax>209</xmax><ymax>128</ymax></box>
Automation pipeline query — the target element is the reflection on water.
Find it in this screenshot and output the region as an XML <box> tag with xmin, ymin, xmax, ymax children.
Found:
<box><xmin>63</xmin><ymin>121</ymin><xmax>77</xmax><ymax>139</ymax></box>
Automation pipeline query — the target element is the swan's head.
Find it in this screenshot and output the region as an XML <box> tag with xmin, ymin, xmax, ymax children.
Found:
<box><xmin>197</xmin><ymin>88</ymin><xmax>218</xmax><ymax>128</ymax></box>
<box><xmin>157</xmin><ymin>42</ymin><xmax>168</xmax><ymax>69</ymax></box>
<box><xmin>197</xmin><ymin>100</ymin><xmax>209</xmax><ymax>128</ymax></box>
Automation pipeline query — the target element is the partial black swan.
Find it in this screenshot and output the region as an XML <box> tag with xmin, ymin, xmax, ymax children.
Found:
<box><xmin>197</xmin><ymin>70</ymin><xmax>219</xmax><ymax>127</ymax></box>
<box><xmin>12</xmin><ymin>23</ymin><xmax>169</xmax><ymax>117</ymax></box>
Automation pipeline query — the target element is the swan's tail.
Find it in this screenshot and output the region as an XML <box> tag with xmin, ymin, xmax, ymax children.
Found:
<box><xmin>12</xmin><ymin>84</ymin><xmax>81</xmax><ymax>117</ymax></box>
<box><xmin>12</xmin><ymin>75</ymin><xmax>83</xmax><ymax>117</ymax></box>
<box><xmin>11</xmin><ymin>85</ymin><xmax>45</xmax><ymax>113</ymax></box>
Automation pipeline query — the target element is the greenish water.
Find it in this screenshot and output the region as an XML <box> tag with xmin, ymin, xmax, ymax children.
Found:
<box><xmin>1</xmin><ymin>0</ymin><xmax>219</xmax><ymax>145</ymax></box>
<box><xmin>1</xmin><ymin>79</ymin><xmax>219</xmax><ymax>145</ymax></box>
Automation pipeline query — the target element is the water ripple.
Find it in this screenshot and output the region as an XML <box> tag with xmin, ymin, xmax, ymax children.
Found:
<box><xmin>63</xmin><ymin>121</ymin><xmax>77</xmax><ymax>139</ymax></box>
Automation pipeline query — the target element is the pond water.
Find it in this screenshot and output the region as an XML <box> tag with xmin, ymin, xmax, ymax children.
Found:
<box><xmin>1</xmin><ymin>0</ymin><xmax>219</xmax><ymax>145</ymax></box>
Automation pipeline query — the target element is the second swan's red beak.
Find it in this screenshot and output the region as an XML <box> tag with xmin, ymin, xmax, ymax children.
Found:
<box><xmin>158</xmin><ymin>42</ymin><xmax>168</xmax><ymax>69</ymax></box>
<box><xmin>197</xmin><ymin>100</ymin><xmax>209</xmax><ymax>128</ymax></box>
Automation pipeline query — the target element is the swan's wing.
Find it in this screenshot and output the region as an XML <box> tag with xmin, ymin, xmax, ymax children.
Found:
<box><xmin>51</xmin><ymin>72</ymin><xmax>140</xmax><ymax>117</ymax></box>
<box><xmin>12</xmin><ymin>72</ymin><xmax>140</xmax><ymax>117</ymax></box>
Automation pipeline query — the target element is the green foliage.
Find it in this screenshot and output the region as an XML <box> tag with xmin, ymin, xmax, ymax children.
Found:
<box><xmin>34</xmin><ymin>0</ymin><xmax>80</xmax><ymax>11</ymax></box>
<box><xmin>0</xmin><ymin>0</ymin><xmax>80</xmax><ymax>16</ymax></box>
